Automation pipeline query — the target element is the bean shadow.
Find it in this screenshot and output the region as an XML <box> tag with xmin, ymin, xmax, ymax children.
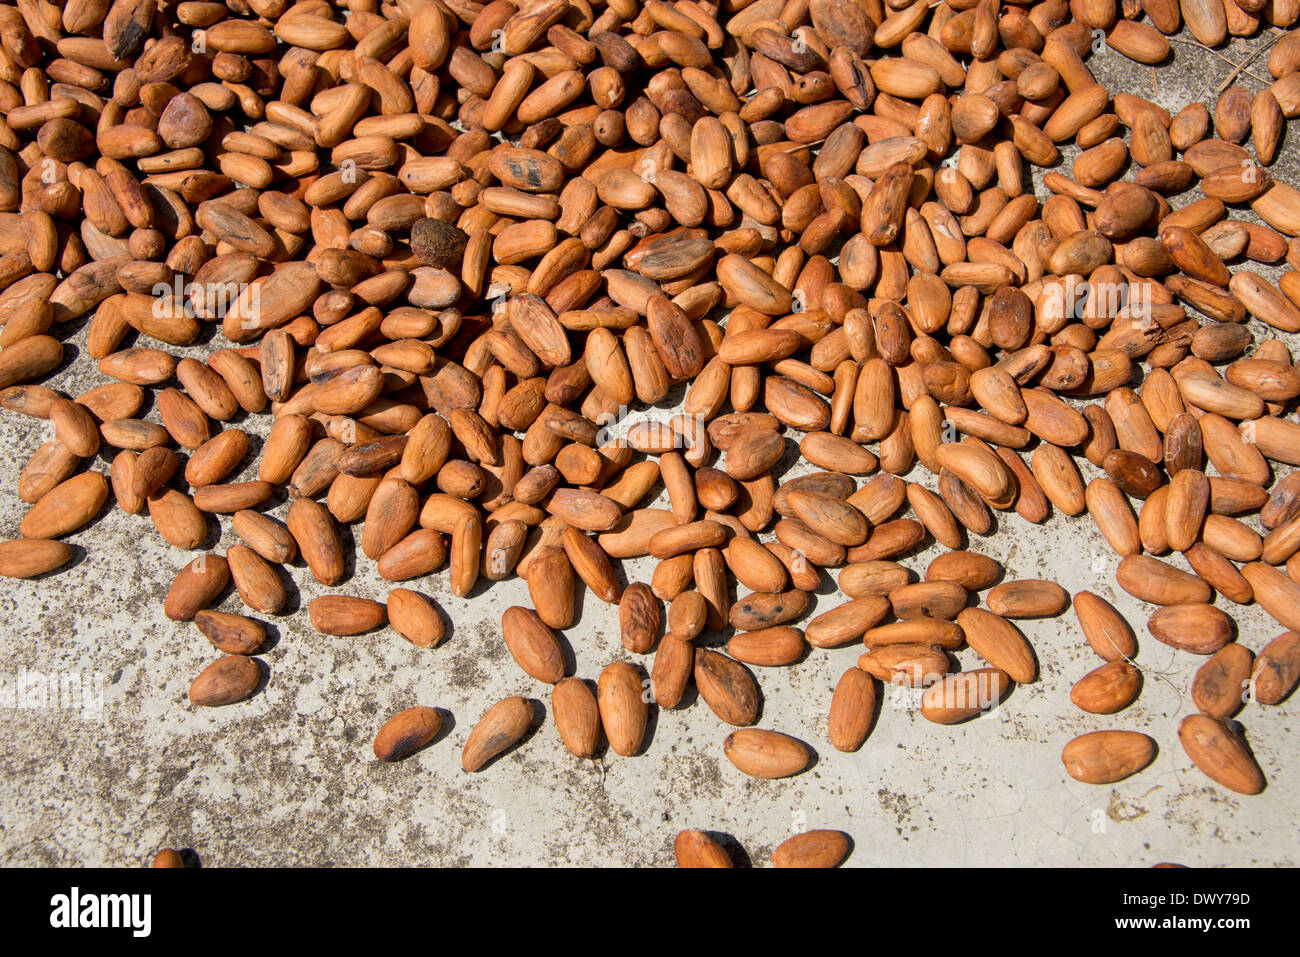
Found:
<box><xmin>564</xmin><ymin>678</ymin><xmax>612</xmax><ymax>760</ymax></box>
<box><xmin>334</xmin><ymin>520</ymin><xmax>358</xmax><ymax>586</ymax></box>
<box><xmin>569</xmin><ymin>574</ymin><xmax>590</xmax><ymax>633</ymax></box>
<box><xmin>250</xmin><ymin>619</ymin><xmax>282</xmax><ymax>655</ymax></box>
<box><xmin>426</xmin><ymin>708</ymin><xmax>457</xmax><ymax>748</ymax></box>
<box><xmin>799</xmin><ymin>741</ymin><xmax>821</xmax><ymax>774</ymax></box>
<box><xmin>50</xmin><ymin>341</ymin><xmax>80</xmax><ymax>379</ymax></box>
<box><xmin>863</xmin><ymin>685</ymin><xmax>885</xmax><ymax>747</ymax></box>
<box><xmin>630</xmin><ymin>690</ymin><xmax>659</xmax><ymax>757</ymax></box>
<box><xmin>769</xmin><ymin>435</ymin><xmax>803</xmax><ymax>484</ymax></box>
<box><xmin>81</xmin><ymin>487</ymin><xmax>123</xmax><ymax>538</ymax></box>
<box><xmin>391</xmin><ymin>708</ymin><xmax>456</xmax><ymax>762</ymax></box>
<box><xmin>464</xmin><ymin>570</ymin><xmax>497</xmax><ymax>600</ymax></box>
<box><xmin>837</xmin><ymin>833</ymin><xmax>857</xmax><ymax>867</ymax></box>
<box><xmin>973</xmin><ymin>508</ymin><xmax>1001</xmax><ymax>540</ymax></box>
<box><xmin>671</xmin><ymin>661</ymin><xmax>702</xmax><ymax>712</ymax></box>
<box><xmin>396</xmin><ymin>586</ymin><xmax>453</xmax><ymax>647</ymax></box>
<box><xmin>471</xmin><ymin>697</ymin><xmax>546</xmax><ymax>772</ymax></box>
<box><xmin>809</xmin><ymin>565</ymin><xmax>838</xmax><ymax>596</ymax></box>
<box><xmin>248</xmin><ymin>656</ymin><xmax>272</xmax><ymax>698</ymax></box>
<box><xmin>56</xmin><ymin>311</ymin><xmax>94</xmax><ymax>342</ymax></box>
<box><xmin>188</xmin><ymin>323</ymin><xmax>223</xmax><ymax>349</ymax></box>
<box><xmin>187</xmin><ymin>498</ymin><xmax>221</xmax><ymax>550</ymax></box>
<box><xmin>703</xmin><ymin>830</ymin><xmax>752</xmax><ymax>868</ymax></box>
<box><xmin>27</xmin><ymin>543</ymin><xmax>89</xmax><ymax>578</ymax></box>
<box><xmin>557</xmin><ymin>626</ymin><xmax>578</xmax><ymax>678</ymax></box>
<box><xmin>235</xmin><ymin>431</ymin><xmax>265</xmax><ymax>480</ymax></box>
<box><xmin>269</xmin><ymin>554</ymin><xmax>303</xmax><ymax>616</ymax></box>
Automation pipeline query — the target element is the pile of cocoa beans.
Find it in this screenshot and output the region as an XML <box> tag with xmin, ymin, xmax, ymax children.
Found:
<box><xmin>1</xmin><ymin>0</ymin><xmax>1300</xmax><ymax>864</ymax></box>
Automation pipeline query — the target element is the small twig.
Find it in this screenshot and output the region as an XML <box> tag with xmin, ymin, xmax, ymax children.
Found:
<box><xmin>1169</xmin><ymin>34</ymin><xmax>1239</xmax><ymax>64</ymax></box>
<box><xmin>1170</xmin><ymin>36</ymin><xmax>1275</xmax><ymax>96</ymax></box>
<box><xmin>1214</xmin><ymin>28</ymin><xmax>1286</xmax><ymax>95</ymax></box>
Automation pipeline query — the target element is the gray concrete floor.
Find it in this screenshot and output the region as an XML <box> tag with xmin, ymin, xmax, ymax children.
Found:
<box><xmin>2</xmin><ymin>32</ymin><xmax>1299</xmax><ymax>868</ymax></box>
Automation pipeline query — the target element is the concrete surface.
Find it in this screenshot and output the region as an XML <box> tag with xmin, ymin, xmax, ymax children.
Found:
<box><xmin>2</xmin><ymin>30</ymin><xmax>1299</xmax><ymax>868</ymax></box>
